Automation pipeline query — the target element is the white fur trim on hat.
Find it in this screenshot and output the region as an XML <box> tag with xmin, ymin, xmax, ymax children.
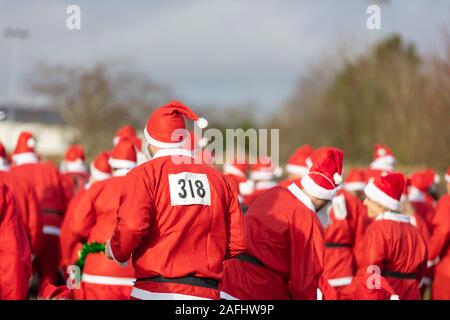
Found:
<box><xmin>238</xmin><ymin>180</ymin><xmax>254</xmax><ymax>196</ymax></box>
<box><xmin>446</xmin><ymin>174</ymin><xmax>450</xmax><ymax>184</ymax></box>
<box><xmin>344</xmin><ymin>181</ymin><xmax>366</xmax><ymax>192</ymax></box>
<box><xmin>370</xmin><ymin>156</ymin><xmax>396</xmax><ymax>171</ymax></box>
<box><xmin>249</xmin><ymin>170</ymin><xmax>275</xmax><ymax>181</ymax></box>
<box><xmin>90</xmin><ymin>163</ymin><xmax>111</xmax><ymax>181</ymax></box>
<box><xmin>301</xmin><ymin>174</ymin><xmax>337</xmax><ymax>200</ymax></box>
<box><xmin>364</xmin><ymin>181</ymin><xmax>400</xmax><ymax>211</ymax></box>
<box><xmin>285</xmin><ymin>164</ymin><xmax>308</xmax><ymax>177</ymax></box>
<box><xmin>65</xmin><ymin>160</ymin><xmax>88</xmax><ymax>174</ymax></box>
<box><xmin>12</xmin><ymin>152</ymin><xmax>39</xmax><ymax>165</ymax></box>
<box><xmin>196</xmin><ymin>117</ymin><xmax>208</xmax><ymax>129</ymax></box>
<box><xmin>223</xmin><ymin>164</ymin><xmax>246</xmax><ymax>178</ymax></box>
<box><xmin>108</xmin><ymin>158</ymin><xmax>136</xmax><ymax>169</ymax></box>
<box><xmin>143</xmin><ymin>127</ymin><xmax>185</xmax><ymax>149</ymax></box>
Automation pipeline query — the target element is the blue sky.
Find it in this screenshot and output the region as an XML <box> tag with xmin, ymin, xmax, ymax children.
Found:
<box><xmin>0</xmin><ymin>0</ymin><xmax>449</xmax><ymax>113</ymax></box>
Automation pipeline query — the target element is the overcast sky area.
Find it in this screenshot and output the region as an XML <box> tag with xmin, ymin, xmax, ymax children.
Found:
<box><xmin>0</xmin><ymin>0</ymin><xmax>449</xmax><ymax>114</ymax></box>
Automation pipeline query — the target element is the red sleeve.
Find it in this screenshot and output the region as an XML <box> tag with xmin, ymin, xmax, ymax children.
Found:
<box><xmin>26</xmin><ymin>186</ymin><xmax>44</xmax><ymax>255</ymax></box>
<box><xmin>223</xmin><ymin>176</ymin><xmax>246</xmax><ymax>259</ymax></box>
<box><xmin>60</xmin><ymin>193</ymin><xmax>85</xmax><ymax>267</ymax></box>
<box><xmin>0</xmin><ymin>184</ymin><xmax>32</xmax><ymax>300</ymax></box>
<box><xmin>428</xmin><ymin>197</ymin><xmax>450</xmax><ymax>266</ymax></box>
<box><xmin>110</xmin><ymin>171</ymin><xmax>153</xmax><ymax>263</ymax></box>
<box><xmin>289</xmin><ymin>212</ymin><xmax>325</xmax><ymax>300</ymax></box>
<box><xmin>350</xmin><ymin>196</ymin><xmax>370</xmax><ymax>268</ymax></box>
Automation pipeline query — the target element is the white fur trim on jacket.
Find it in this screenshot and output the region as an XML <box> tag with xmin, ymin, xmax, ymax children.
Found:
<box><xmin>82</xmin><ymin>274</ymin><xmax>135</xmax><ymax>286</ymax></box>
<box><xmin>301</xmin><ymin>174</ymin><xmax>337</xmax><ymax>200</ymax></box>
<box><xmin>364</xmin><ymin>181</ymin><xmax>400</xmax><ymax>211</ymax></box>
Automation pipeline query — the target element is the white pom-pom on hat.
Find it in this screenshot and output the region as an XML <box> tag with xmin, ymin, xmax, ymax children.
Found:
<box><xmin>377</xmin><ymin>148</ymin><xmax>386</xmax><ymax>156</ymax></box>
<box><xmin>333</xmin><ymin>172</ymin><xmax>343</xmax><ymax>185</ymax></box>
<box><xmin>196</xmin><ymin>117</ymin><xmax>208</xmax><ymax>129</ymax></box>
<box><xmin>27</xmin><ymin>138</ymin><xmax>36</xmax><ymax>148</ymax></box>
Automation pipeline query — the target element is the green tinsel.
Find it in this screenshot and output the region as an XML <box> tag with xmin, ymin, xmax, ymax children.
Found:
<box><xmin>75</xmin><ymin>242</ymin><xmax>105</xmax><ymax>271</ymax></box>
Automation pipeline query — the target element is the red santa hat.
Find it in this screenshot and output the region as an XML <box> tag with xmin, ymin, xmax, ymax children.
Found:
<box><xmin>344</xmin><ymin>168</ymin><xmax>367</xmax><ymax>192</ymax></box>
<box><xmin>0</xmin><ymin>142</ymin><xmax>9</xmax><ymax>171</ymax></box>
<box><xmin>409</xmin><ymin>169</ymin><xmax>440</xmax><ymax>192</ymax></box>
<box><xmin>113</xmin><ymin>125</ymin><xmax>137</xmax><ymax>146</ymax></box>
<box><xmin>61</xmin><ymin>145</ymin><xmax>88</xmax><ymax>174</ymax></box>
<box><xmin>364</xmin><ymin>172</ymin><xmax>405</xmax><ymax>211</ymax></box>
<box><xmin>144</xmin><ymin>100</ymin><xmax>208</xmax><ymax>149</ymax></box>
<box><xmin>223</xmin><ymin>155</ymin><xmax>249</xmax><ymax>178</ymax></box>
<box><xmin>286</xmin><ymin>144</ymin><xmax>313</xmax><ymax>177</ymax></box>
<box><xmin>301</xmin><ymin>147</ymin><xmax>344</xmax><ymax>200</ymax></box>
<box><xmin>12</xmin><ymin>131</ymin><xmax>39</xmax><ymax>164</ymax></box>
<box><xmin>90</xmin><ymin>151</ymin><xmax>112</xmax><ymax>181</ymax></box>
<box><xmin>445</xmin><ymin>166</ymin><xmax>450</xmax><ymax>184</ymax></box>
<box><xmin>249</xmin><ymin>157</ymin><xmax>282</xmax><ymax>181</ymax></box>
<box><xmin>108</xmin><ymin>139</ymin><xmax>137</xmax><ymax>169</ymax></box>
<box><xmin>370</xmin><ymin>144</ymin><xmax>396</xmax><ymax>171</ymax></box>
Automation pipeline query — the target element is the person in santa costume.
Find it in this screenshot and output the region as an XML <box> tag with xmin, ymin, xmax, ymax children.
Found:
<box><xmin>113</xmin><ymin>124</ymin><xmax>147</xmax><ymax>165</ymax></box>
<box><xmin>243</xmin><ymin>156</ymin><xmax>282</xmax><ymax>207</ymax></box>
<box><xmin>278</xmin><ymin>144</ymin><xmax>313</xmax><ymax>188</ymax></box>
<box><xmin>105</xmin><ymin>100</ymin><xmax>246</xmax><ymax>300</ymax></box>
<box><xmin>0</xmin><ymin>181</ymin><xmax>32</xmax><ymax>299</ymax></box>
<box><xmin>365</xmin><ymin>144</ymin><xmax>396</xmax><ymax>182</ymax></box>
<box><xmin>427</xmin><ymin>166</ymin><xmax>450</xmax><ymax>299</ymax></box>
<box><xmin>342</xmin><ymin>172</ymin><xmax>427</xmax><ymax>300</ymax></box>
<box><xmin>60</xmin><ymin>151</ymin><xmax>112</xmax><ymax>269</ymax></box>
<box><xmin>222</xmin><ymin>156</ymin><xmax>254</xmax><ymax>211</ymax></box>
<box><xmin>0</xmin><ymin>142</ymin><xmax>43</xmax><ymax>258</ymax></box>
<box><xmin>68</xmin><ymin>140</ymin><xmax>137</xmax><ymax>300</ymax></box>
<box><xmin>343</xmin><ymin>168</ymin><xmax>367</xmax><ymax>202</ymax></box>
<box><xmin>407</xmin><ymin>169</ymin><xmax>439</xmax><ymax>231</ymax></box>
<box><xmin>9</xmin><ymin>132</ymin><xmax>67</xmax><ymax>288</ymax></box>
<box><xmin>220</xmin><ymin>148</ymin><xmax>344</xmax><ymax>300</ymax></box>
<box><xmin>60</xmin><ymin>144</ymin><xmax>90</xmax><ymax>202</ymax></box>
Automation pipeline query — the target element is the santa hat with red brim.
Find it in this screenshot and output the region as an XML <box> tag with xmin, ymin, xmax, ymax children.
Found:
<box><xmin>301</xmin><ymin>147</ymin><xmax>344</xmax><ymax>200</ymax></box>
<box><xmin>364</xmin><ymin>172</ymin><xmax>405</xmax><ymax>211</ymax></box>
<box><xmin>144</xmin><ymin>100</ymin><xmax>208</xmax><ymax>149</ymax></box>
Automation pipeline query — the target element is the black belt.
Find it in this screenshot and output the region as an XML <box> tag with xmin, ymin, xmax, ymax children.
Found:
<box><xmin>325</xmin><ymin>242</ymin><xmax>352</xmax><ymax>248</ymax></box>
<box><xmin>382</xmin><ymin>270</ymin><xmax>417</xmax><ymax>280</ymax></box>
<box><xmin>235</xmin><ymin>253</ymin><xmax>266</xmax><ymax>269</ymax></box>
<box><xmin>42</xmin><ymin>208</ymin><xmax>64</xmax><ymax>215</ymax></box>
<box><xmin>136</xmin><ymin>275</ymin><xmax>218</xmax><ymax>289</ymax></box>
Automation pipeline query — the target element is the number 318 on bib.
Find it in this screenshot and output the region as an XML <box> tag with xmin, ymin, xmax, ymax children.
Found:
<box><xmin>168</xmin><ymin>172</ymin><xmax>211</xmax><ymax>206</ymax></box>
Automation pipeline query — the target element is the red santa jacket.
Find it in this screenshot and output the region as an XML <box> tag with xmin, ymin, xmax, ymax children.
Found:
<box><xmin>109</xmin><ymin>148</ymin><xmax>246</xmax><ymax>282</ymax></box>
<box><xmin>347</xmin><ymin>212</ymin><xmax>427</xmax><ymax>300</ymax></box>
<box><xmin>60</xmin><ymin>186</ymin><xmax>89</xmax><ymax>268</ymax></box>
<box><xmin>61</xmin><ymin>172</ymin><xmax>90</xmax><ymax>203</ymax></box>
<box><xmin>220</xmin><ymin>182</ymin><xmax>325</xmax><ymax>300</ymax></box>
<box><xmin>10</xmin><ymin>161</ymin><xmax>67</xmax><ymax>234</ymax></box>
<box><xmin>242</xmin><ymin>181</ymin><xmax>278</xmax><ymax>208</ymax></box>
<box><xmin>70</xmin><ymin>175</ymin><xmax>135</xmax><ymax>283</ymax></box>
<box><xmin>0</xmin><ymin>171</ymin><xmax>43</xmax><ymax>255</ymax></box>
<box><xmin>427</xmin><ymin>195</ymin><xmax>450</xmax><ymax>299</ymax></box>
<box><xmin>0</xmin><ymin>182</ymin><xmax>32</xmax><ymax>299</ymax></box>
<box><xmin>323</xmin><ymin>189</ymin><xmax>370</xmax><ymax>288</ymax></box>
<box><xmin>409</xmin><ymin>190</ymin><xmax>435</xmax><ymax>232</ymax></box>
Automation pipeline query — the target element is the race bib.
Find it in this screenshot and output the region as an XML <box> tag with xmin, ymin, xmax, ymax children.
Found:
<box><xmin>168</xmin><ymin>172</ymin><xmax>211</xmax><ymax>206</ymax></box>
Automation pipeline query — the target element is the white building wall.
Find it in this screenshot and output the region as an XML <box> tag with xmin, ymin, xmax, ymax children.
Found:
<box><xmin>0</xmin><ymin>121</ymin><xmax>76</xmax><ymax>156</ymax></box>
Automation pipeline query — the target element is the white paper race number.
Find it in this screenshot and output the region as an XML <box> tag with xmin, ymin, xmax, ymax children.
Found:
<box><xmin>168</xmin><ymin>172</ymin><xmax>211</xmax><ymax>206</ymax></box>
